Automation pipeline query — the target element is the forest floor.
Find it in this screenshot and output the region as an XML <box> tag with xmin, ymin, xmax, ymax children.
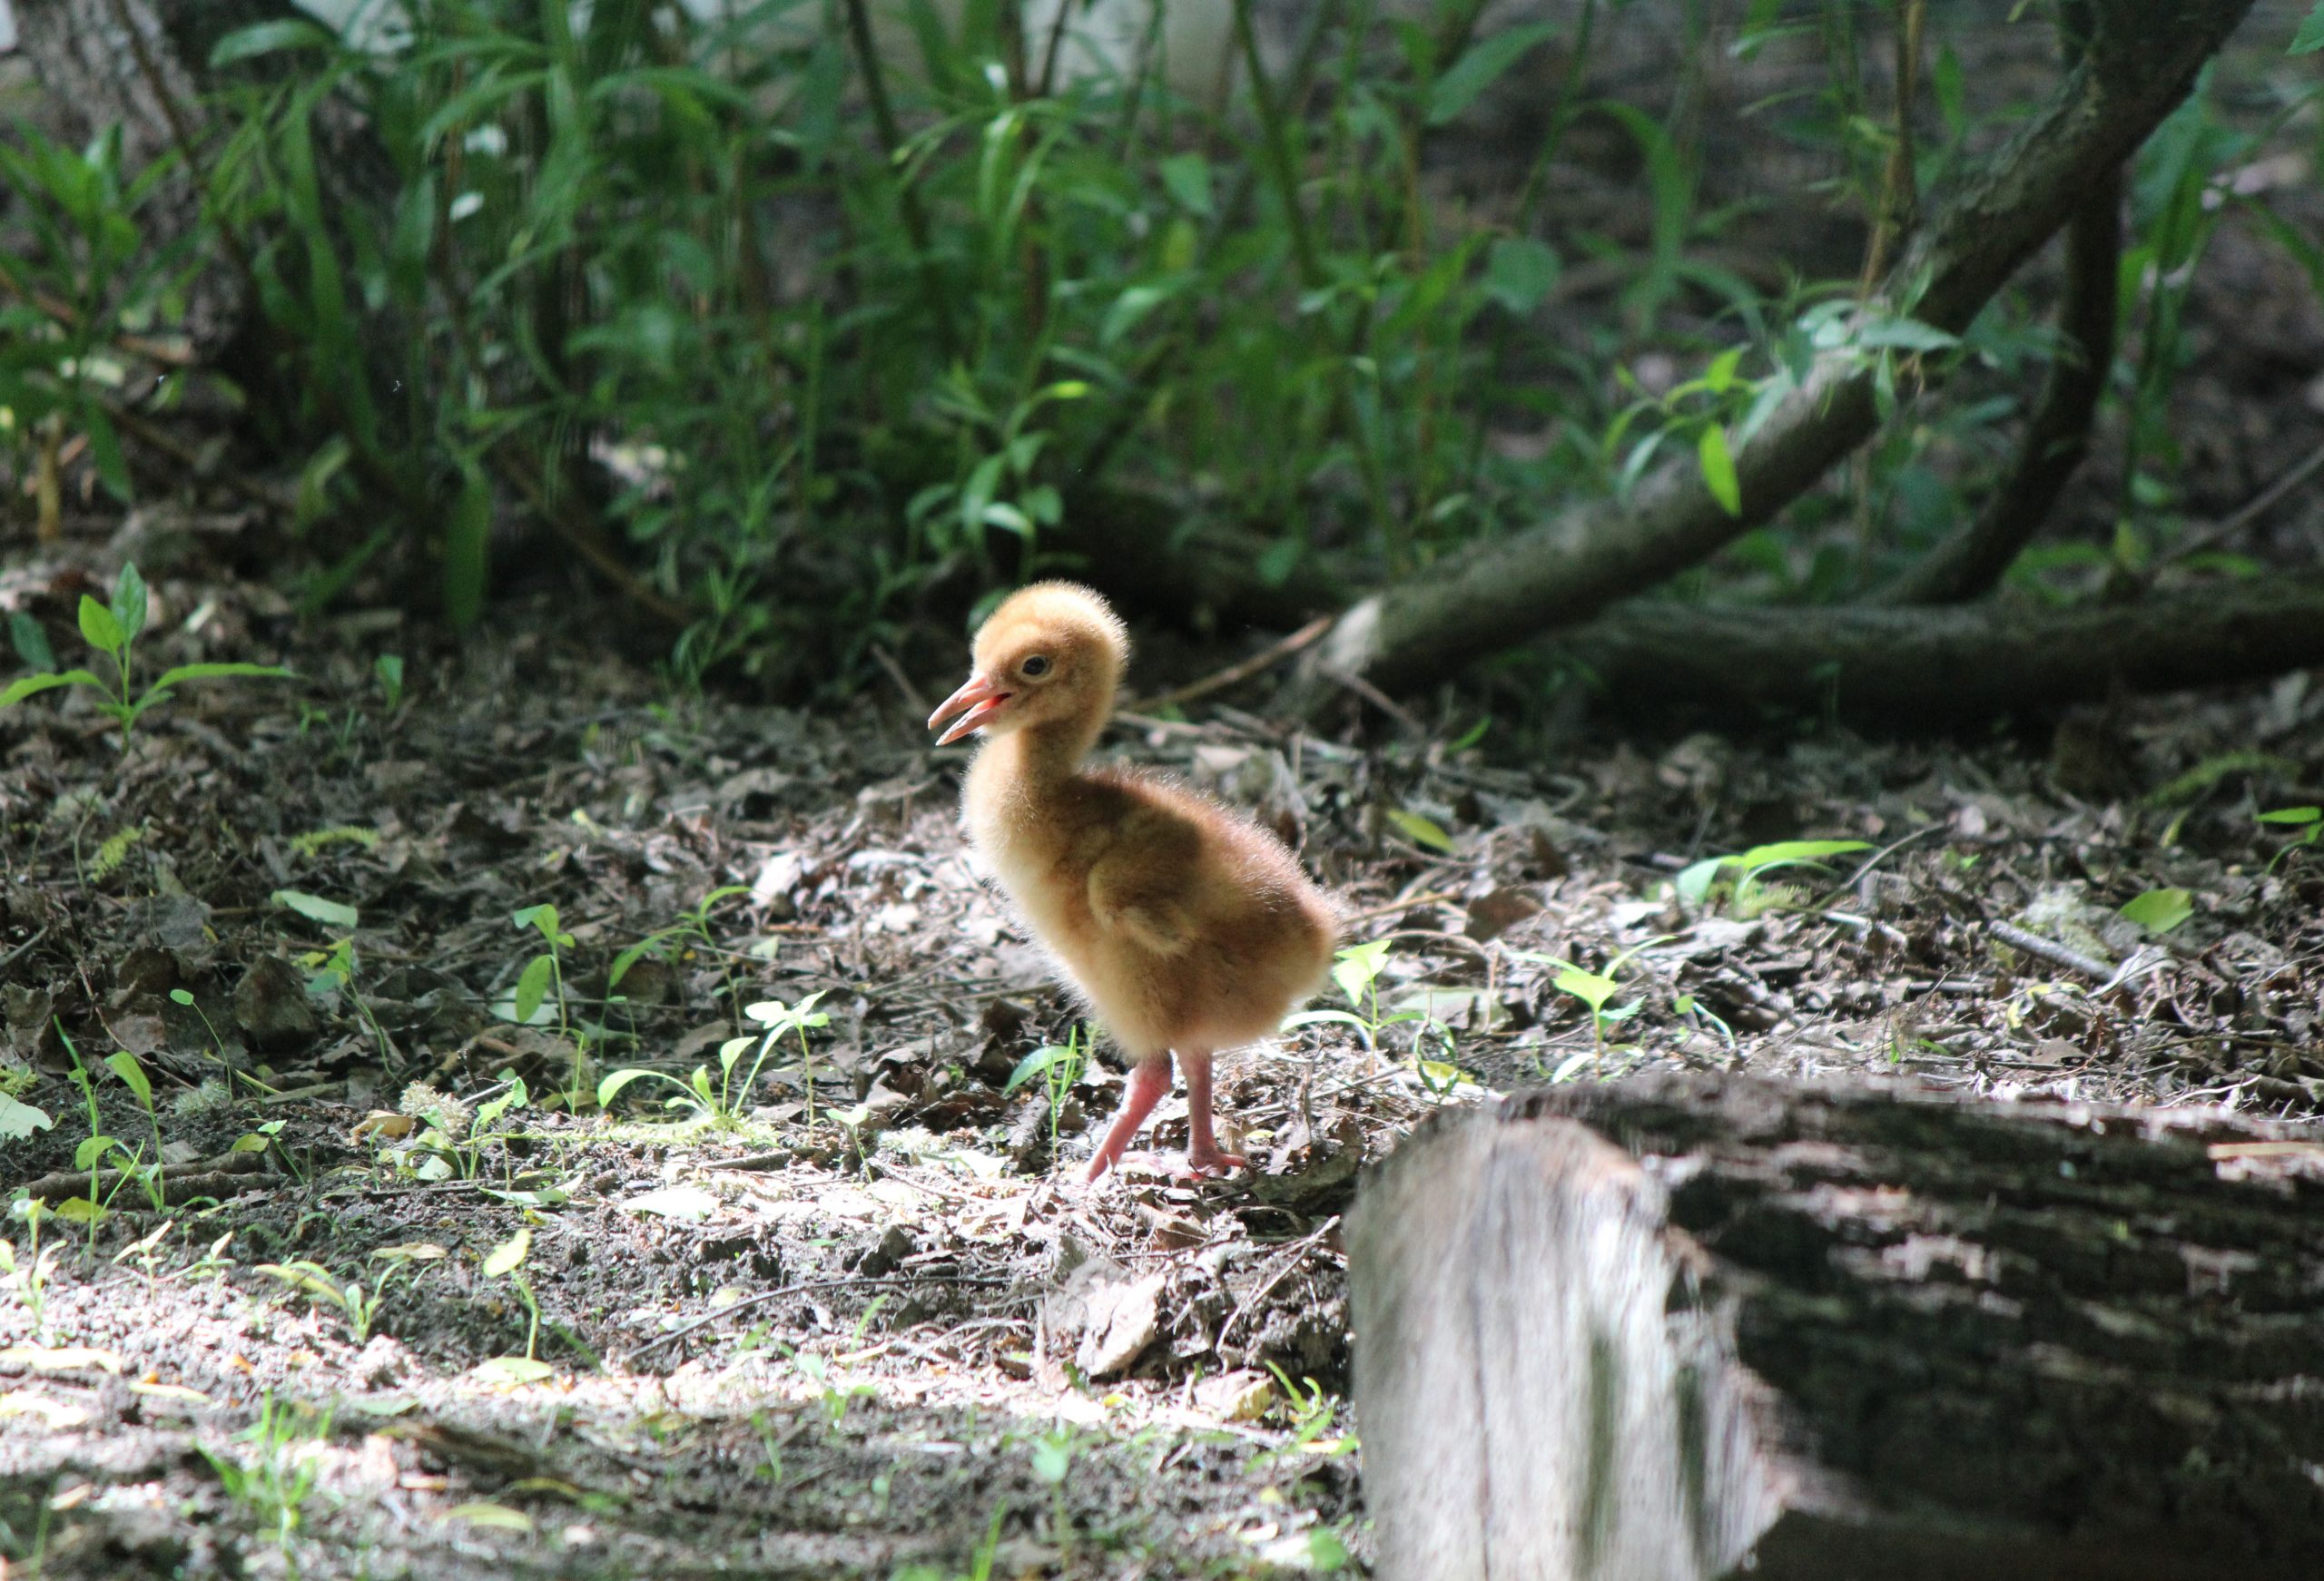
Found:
<box><xmin>2</xmin><ymin>530</ymin><xmax>2320</xmax><ymax>1580</ymax></box>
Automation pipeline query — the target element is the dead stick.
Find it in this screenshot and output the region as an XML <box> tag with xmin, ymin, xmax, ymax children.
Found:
<box><xmin>1123</xmin><ymin>615</ymin><xmax>1334</xmax><ymax>714</ymax></box>
<box><xmin>1987</xmin><ymin>919</ymin><xmax>2114</xmax><ymax>981</ymax></box>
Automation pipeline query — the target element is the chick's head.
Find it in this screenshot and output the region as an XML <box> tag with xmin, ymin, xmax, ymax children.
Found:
<box><xmin>930</xmin><ymin>582</ymin><xmax>1128</xmax><ymax>744</ymax></box>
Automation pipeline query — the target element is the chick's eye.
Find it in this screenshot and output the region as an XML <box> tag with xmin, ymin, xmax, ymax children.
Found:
<box><xmin>1019</xmin><ymin>655</ymin><xmax>1051</xmax><ymax>678</ymax></box>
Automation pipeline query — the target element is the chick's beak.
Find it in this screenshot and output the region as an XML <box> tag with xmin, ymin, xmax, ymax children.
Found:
<box><xmin>928</xmin><ymin>673</ymin><xmax>1010</xmax><ymax>745</ymax></box>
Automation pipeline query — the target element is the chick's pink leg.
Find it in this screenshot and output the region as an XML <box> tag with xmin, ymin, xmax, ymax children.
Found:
<box><xmin>1177</xmin><ymin>1050</ymin><xmax>1246</xmax><ymax>1177</ymax></box>
<box><xmin>1084</xmin><ymin>1056</ymin><xmax>1171</xmax><ymax>1183</ymax></box>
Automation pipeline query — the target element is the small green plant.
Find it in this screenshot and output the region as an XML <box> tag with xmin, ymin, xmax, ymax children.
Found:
<box><xmin>1</xmin><ymin>1200</ymin><xmax>62</xmax><ymax>1342</ymax></box>
<box><xmin>1285</xmin><ymin>938</ymin><xmax>1425</xmax><ymax>1052</ymax></box>
<box><xmin>372</xmin><ymin>653</ymin><xmax>405</xmax><ymax>711</ymax></box>
<box><xmin>112</xmin><ymin>1217</ymin><xmax>177</xmax><ymax>1291</ymax></box>
<box><xmin>256</xmin><ymin>1241</ymin><xmax>443</xmax><ymax>1344</ymax></box>
<box><xmin>200</xmin><ymin>1390</ymin><xmax>331</xmax><ymax>1550</ymax></box>
<box><xmin>1003</xmin><ymin>1024</ymin><xmax>1088</xmax><ymax>1156</ymax></box>
<box><xmin>0</xmin><ymin>121</ymin><xmax>165</xmax><ymax>539</ymax></box>
<box><xmin>1674</xmin><ymin>840</ymin><xmax>1873</xmax><ymax>918</ymax></box>
<box><xmin>889</xmin><ymin>1507</ymin><xmax>1008</xmax><ymax>1581</ymax></box>
<box><xmin>103</xmin><ymin>1046</ymin><xmax>168</xmax><ymax>1211</ymax></box>
<box><xmin>1029</xmin><ymin>1425</ymin><xmax>1078</xmax><ymax>1562</ymax></box>
<box><xmin>791</xmin><ymin>1350</ymin><xmax>875</xmax><ymax>1430</ymax></box>
<box><xmin>1262</xmin><ymin>1365</ymin><xmax>1354</xmax><ymax>1459</ymax></box>
<box><xmin>508</xmin><ymin>904</ymin><xmax>576</xmax><ymax>1043</ymax></box>
<box><xmin>0</xmin><ymin>564</ymin><xmax>290</xmax><ymax>750</ymax></box>
<box><xmin>2119</xmin><ymin>887</ymin><xmax>2193</xmax><ymax>935</ymax></box>
<box><xmin>1513</xmin><ymin>939</ymin><xmax>1669</xmax><ymax>1074</ymax></box>
<box><xmin>597</xmin><ymin>988</ymin><xmax>829</xmax><ymax>1128</ymax></box>
<box><xmin>53</xmin><ymin>1025</ymin><xmax>165</xmax><ymax>1239</ymax></box>
<box><xmin>608</xmin><ymin>884</ymin><xmax>755</xmax><ymax>1031</ymax></box>
<box><xmin>481</xmin><ymin>1227</ymin><xmax>545</xmax><ymax>1367</ymax></box>
<box><xmin>2259</xmin><ymin>806</ymin><xmax>2320</xmax><ymax>870</ymax></box>
<box><xmin>255</xmin><ymin>1260</ymin><xmax>388</xmax><ymax>1343</ymax></box>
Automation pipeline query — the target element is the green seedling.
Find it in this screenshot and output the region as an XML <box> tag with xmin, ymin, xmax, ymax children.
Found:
<box><xmin>372</xmin><ymin>653</ymin><xmax>405</xmax><ymax>711</ymax></box>
<box><xmin>199</xmin><ymin>1390</ymin><xmax>331</xmax><ymax>1551</ymax></box>
<box><xmin>2260</xmin><ymin>806</ymin><xmax>2320</xmax><ymax>871</ymax></box>
<box><xmin>508</xmin><ymin>903</ymin><xmax>576</xmax><ymax>1043</ymax></box>
<box><xmin>112</xmin><ymin>1217</ymin><xmax>177</xmax><ymax>1291</ymax></box>
<box><xmin>0</xmin><ymin>564</ymin><xmax>290</xmax><ymax>750</ymax></box>
<box><xmin>1262</xmin><ymin>1364</ymin><xmax>1352</xmax><ymax>1458</ymax></box>
<box><xmin>598</xmin><ymin>988</ymin><xmax>829</xmax><ymax>1127</ymax></box>
<box><xmin>1029</xmin><ymin>1425</ymin><xmax>1078</xmax><ymax>1561</ymax></box>
<box><xmin>52</xmin><ymin>1025</ymin><xmax>162</xmax><ymax>1240</ymax></box>
<box><xmin>2119</xmin><ymin>887</ymin><xmax>2193</xmax><ymax>935</ymax></box>
<box><xmin>1284</xmin><ymin>938</ymin><xmax>1420</xmax><ymax>1050</ymax></box>
<box><xmin>1003</xmin><ymin>1024</ymin><xmax>1088</xmax><ymax>1157</ymax></box>
<box><xmin>258</xmin><ymin>1242</ymin><xmax>443</xmax><ymax>1344</ymax></box>
<box><xmin>1513</xmin><ymin>938</ymin><xmax>1668</xmax><ymax>1075</ymax></box>
<box><xmin>1285</xmin><ymin>938</ymin><xmax>1474</xmax><ymax>1090</ymax></box>
<box><xmin>891</xmin><ymin>1507</ymin><xmax>1008</xmax><ymax>1581</ymax></box>
<box><xmin>608</xmin><ymin>884</ymin><xmax>755</xmax><ymax>1030</ymax></box>
<box><xmin>481</xmin><ymin>1226</ymin><xmax>546</xmax><ymax>1366</ymax></box>
<box><xmin>791</xmin><ymin>1350</ymin><xmax>876</xmax><ymax>1429</ymax></box>
<box><xmin>1674</xmin><ymin>840</ymin><xmax>1872</xmax><ymax>918</ymax></box>
<box><xmin>1674</xmin><ymin>994</ymin><xmax>1738</xmax><ymax>1051</ymax></box>
<box><xmin>256</xmin><ymin>1260</ymin><xmax>388</xmax><ymax>1343</ymax></box>
<box><xmin>1</xmin><ymin>1200</ymin><xmax>62</xmax><ymax>1342</ymax></box>
<box><xmin>104</xmin><ymin>1046</ymin><xmax>167</xmax><ymax>1211</ymax></box>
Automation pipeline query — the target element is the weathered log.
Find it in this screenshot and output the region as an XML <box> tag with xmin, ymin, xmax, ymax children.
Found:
<box><xmin>1348</xmin><ymin>1075</ymin><xmax>2324</xmax><ymax>1581</ymax></box>
<box><xmin>1291</xmin><ymin>0</ymin><xmax>2261</xmax><ymax>709</ymax></box>
<box><xmin>1542</xmin><ymin>574</ymin><xmax>2324</xmax><ymax>722</ymax></box>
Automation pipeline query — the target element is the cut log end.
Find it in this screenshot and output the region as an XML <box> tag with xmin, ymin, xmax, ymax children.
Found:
<box><xmin>1348</xmin><ymin>1076</ymin><xmax>2324</xmax><ymax>1581</ymax></box>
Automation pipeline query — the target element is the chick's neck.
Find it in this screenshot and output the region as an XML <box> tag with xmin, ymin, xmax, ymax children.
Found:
<box><xmin>978</xmin><ymin>670</ymin><xmax>1115</xmax><ymax>799</ymax></box>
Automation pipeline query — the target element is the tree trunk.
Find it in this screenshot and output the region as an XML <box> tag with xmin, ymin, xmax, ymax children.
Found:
<box><xmin>1349</xmin><ymin>1075</ymin><xmax>2324</xmax><ymax>1581</ymax></box>
<box><xmin>1290</xmin><ymin>0</ymin><xmax>2260</xmax><ymax>711</ymax></box>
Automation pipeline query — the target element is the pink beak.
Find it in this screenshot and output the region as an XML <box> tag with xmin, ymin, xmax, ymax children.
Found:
<box><xmin>928</xmin><ymin>673</ymin><xmax>1011</xmax><ymax>745</ymax></box>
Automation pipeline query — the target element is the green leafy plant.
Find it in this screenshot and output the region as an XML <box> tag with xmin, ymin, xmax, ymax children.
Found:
<box><xmin>2119</xmin><ymin>887</ymin><xmax>2193</xmax><ymax>935</ymax></box>
<box><xmin>1003</xmin><ymin>1024</ymin><xmax>1088</xmax><ymax>1157</ymax></box>
<box><xmin>255</xmin><ymin>1261</ymin><xmax>386</xmax><ymax>1343</ymax></box>
<box><xmin>1513</xmin><ymin>938</ymin><xmax>1669</xmax><ymax>1074</ymax></box>
<box><xmin>791</xmin><ymin>1349</ymin><xmax>876</xmax><ymax>1430</ymax></box>
<box><xmin>2259</xmin><ymin>805</ymin><xmax>2320</xmax><ymax>870</ymax></box>
<box><xmin>507</xmin><ymin>904</ymin><xmax>576</xmax><ymax>1043</ymax></box>
<box><xmin>0</xmin><ymin>565</ymin><xmax>290</xmax><ymax>749</ymax></box>
<box><xmin>0</xmin><ymin>1201</ymin><xmax>63</xmax><ymax>1342</ymax></box>
<box><xmin>1674</xmin><ymin>840</ymin><xmax>1873</xmax><ymax>918</ymax></box>
<box><xmin>480</xmin><ymin>1226</ymin><xmax>547</xmax><ymax>1370</ymax></box>
<box><xmin>598</xmin><ymin>988</ymin><xmax>830</xmax><ymax>1128</ymax></box>
<box><xmin>1029</xmin><ymin>1425</ymin><xmax>1078</xmax><ymax>1562</ymax></box>
<box><xmin>372</xmin><ymin>653</ymin><xmax>405</xmax><ymax>712</ymax></box>
<box><xmin>1285</xmin><ymin>938</ymin><xmax>1415</xmax><ymax>1051</ymax></box>
<box><xmin>199</xmin><ymin>1390</ymin><xmax>331</xmax><ymax>1551</ymax></box>
<box><xmin>608</xmin><ymin>884</ymin><xmax>755</xmax><ymax>1031</ymax></box>
<box><xmin>0</xmin><ymin>122</ymin><xmax>173</xmax><ymax>537</ymax></box>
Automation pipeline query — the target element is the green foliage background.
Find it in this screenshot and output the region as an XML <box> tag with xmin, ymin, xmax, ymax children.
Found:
<box><xmin>1</xmin><ymin>0</ymin><xmax>2319</xmax><ymax>692</ymax></box>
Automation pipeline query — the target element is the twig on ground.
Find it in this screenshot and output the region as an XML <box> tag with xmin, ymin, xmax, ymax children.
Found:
<box><xmin>632</xmin><ymin>1272</ymin><xmax>1015</xmax><ymax>1358</ymax></box>
<box><xmin>2152</xmin><ymin>437</ymin><xmax>2324</xmax><ymax>573</ymax></box>
<box><xmin>1987</xmin><ymin>919</ymin><xmax>2114</xmax><ymax>980</ymax></box>
<box><xmin>870</xmin><ymin>644</ymin><xmax>931</xmax><ymax>716</ymax></box>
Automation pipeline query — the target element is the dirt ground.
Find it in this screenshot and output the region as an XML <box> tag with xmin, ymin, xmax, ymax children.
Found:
<box><xmin>2</xmin><ymin>524</ymin><xmax>2320</xmax><ymax>1579</ymax></box>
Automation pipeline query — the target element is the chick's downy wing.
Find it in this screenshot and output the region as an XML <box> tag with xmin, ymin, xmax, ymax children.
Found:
<box><xmin>1084</xmin><ymin>805</ymin><xmax>1204</xmax><ymax>957</ymax></box>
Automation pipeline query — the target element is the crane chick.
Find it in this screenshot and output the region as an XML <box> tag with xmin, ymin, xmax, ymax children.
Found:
<box><xmin>929</xmin><ymin>584</ymin><xmax>1337</xmax><ymax>1182</ymax></box>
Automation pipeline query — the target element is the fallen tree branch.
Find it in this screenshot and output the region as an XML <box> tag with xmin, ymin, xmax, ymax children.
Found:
<box><xmin>1289</xmin><ymin>0</ymin><xmax>2259</xmax><ymax>709</ymax></box>
<box><xmin>1547</xmin><ymin>575</ymin><xmax>2324</xmax><ymax>719</ymax></box>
